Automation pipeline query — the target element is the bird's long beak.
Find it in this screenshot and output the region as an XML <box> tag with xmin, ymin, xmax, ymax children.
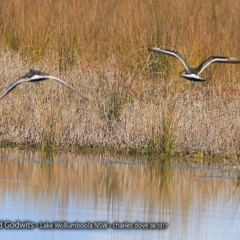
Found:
<box><xmin>179</xmin><ymin>69</ymin><xmax>185</xmax><ymax>74</ymax></box>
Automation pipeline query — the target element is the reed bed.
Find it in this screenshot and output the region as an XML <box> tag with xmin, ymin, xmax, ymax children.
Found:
<box><xmin>0</xmin><ymin>0</ymin><xmax>240</xmax><ymax>158</ymax></box>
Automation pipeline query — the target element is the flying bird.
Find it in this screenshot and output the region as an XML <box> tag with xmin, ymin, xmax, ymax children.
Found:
<box><xmin>0</xmin><ymin>69</ymin><xmax>88</xmax><ymax>100</ymax></box>
<box><xmin>148</xmin><ymin>47</ymin><xmax>240</xmax><ymax>81</ymax></box>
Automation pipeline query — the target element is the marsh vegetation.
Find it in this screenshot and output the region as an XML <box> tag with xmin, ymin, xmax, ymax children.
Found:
<box><xmin>0</xmin><ymin>0</ymin><xmax>240</xmax><ymax>158</ymax></box>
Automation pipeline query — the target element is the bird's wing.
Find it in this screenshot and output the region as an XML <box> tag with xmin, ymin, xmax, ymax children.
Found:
<box><xmin>148</xmin><ymin>47</ymin><xmax>190</xmax><ymax>72</ymax></box>
<box><xmin>44</xmin><ymin>75</ymin><xmax>76</xmax><ymax>91</ymax></box>
<box><xmin>0</xmin><ymin>77</ymin><xmax>30</xmax><ymax>100</ymax></box>
<box><xmin>197</xmin><ymin>56</ymin><xmax>240</xmax><ymax>75</ymax></box>
<box><xmin>46</xmin><ymin>76</ymin><xmax>88</xmax><ymax>101</ymax></box>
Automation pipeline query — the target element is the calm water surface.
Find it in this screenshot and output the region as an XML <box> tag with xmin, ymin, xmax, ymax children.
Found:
<box><xmin>0</xmin><ymin>148</ymin><xmax>239</xmax><ymax>240</ymax></box>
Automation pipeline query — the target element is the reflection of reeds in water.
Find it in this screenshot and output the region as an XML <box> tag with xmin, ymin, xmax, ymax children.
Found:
<box><xmin>0</xmin><ymin>148</ymin><xmax>238</xmax><ymax>223</ymax></box>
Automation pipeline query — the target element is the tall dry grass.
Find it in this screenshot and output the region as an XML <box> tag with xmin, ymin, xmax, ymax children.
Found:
<box><xmin>0</xmin><ymin>0</ymin><xmax>240</xmax><ymax>158</ymax></box>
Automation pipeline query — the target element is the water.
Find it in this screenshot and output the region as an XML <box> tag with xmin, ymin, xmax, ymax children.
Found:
<box><xmin>0</xmin><ymin>148</ymin><xmax>239</xmax><ymax>240</ymax></box>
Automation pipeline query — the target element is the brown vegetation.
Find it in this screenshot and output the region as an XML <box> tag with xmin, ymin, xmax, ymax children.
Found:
<box><xmin>0</xmin><ymin>0</ymin><xmax>240</xmax><ymax>158</ymax></box>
